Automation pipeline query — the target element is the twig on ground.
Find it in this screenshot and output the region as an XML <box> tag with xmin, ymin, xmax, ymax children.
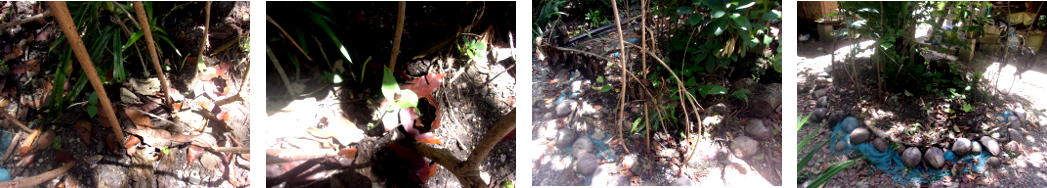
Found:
<box><xmin>0</xmin><ymin>161</ymin><xmax>74</xmax><ymax>187</ymax></box>
<box><xmin>390</xmin><ymin>1</ymin><xmax>406</xmax><ymax>70</ymax></box>
<box><xmin>265</xmin><ymin>15</ymin><xmax>312</xmax><ymax>61</ymax></box>
<box><xmin>480</xmin><ymin>64</ymin><xmax>515</xmax><ymax>87</ymax></box>
<box><xmin>265</xmin><ymin>149</ymin><xmax>349</xmax><ymax>164</ymax></box>
<box><xmin>134</xmin><ymin>2</ymin><xmax>173</xmax><ymax>105</ymax></box>
<box><xmin>415</xmin><ymin>108</ymin><xmax>515</xmax><ymax>188</ymax></box>
<box><xmin>2</xmin><ymin>132</ymin><xmax>22</xmax><ymax>161</ymax></box>
<box><xmin>192</xmin><ymin>109</ymin><xmax>233</xmax><ymax>133</ymax></box>
<box><xmin>209</xmin><ymin>147</ymin><xmax>250</xmax><ymax>154</ymax></box>
<box><xmin>266</xmin><ymin>46</ymin><xmax>297</xmax><ymax>97</ymax></box>
<box><xmin>50</xmin><ymin>1</ymin><xmax>125</xmax><ymax>143</ymax></box>
<box><xmin>0</xmin><ymin>107</ymin><xmax>31</xmax><ymax>133</ymax></box>
<box><xmin>0</xmin><ymin>10</ymin><xmax>50</xmax><ymax>29</ymax></box>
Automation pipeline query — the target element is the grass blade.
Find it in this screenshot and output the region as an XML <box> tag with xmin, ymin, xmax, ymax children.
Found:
<box><xmin>798</xmin><ymin>133</ymin><xmax>833</xmax><ymax>173</ymax></box>
<box><xmin>806</xmin><ymin>159</ymin><xmax>858</xmax><ymax>188</ymax></box>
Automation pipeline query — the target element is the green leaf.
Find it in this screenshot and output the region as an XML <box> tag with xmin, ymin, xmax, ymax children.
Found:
<box><xmin>700</xmin><ymin>0</ymin><xmax>726</xmax><ymax>11</ymax></box>
<box><xmin>676</xmin><ymin>6</ymin><xmax>695</xmax><ymax>15</ymax></box>
<box><xmin>733</xmin><ymin>0</ymin><xmax>756</xmax><ymax>9</ymax></box>
<box><xmin>762</xmin><ymin>10</ymin><xmax>781</xmax><ymax>21</ymax></box>
<box><xmin>52</xmin><ymin>136</ymin><xmax>61</xmax><ymax>149</ymax></box>
<box><xmin>710</xmin><ymin>9</ymin><xmax>726</xmax><ymax>18</ymax></box>
<box><xmin>596</xmin><ymin>76</ymin><xmax>604</xmax><ymax>83</ymax></box>
<box><xmin>963</xmin><ymin>103</ymin><xmax>972</xmax><ymax>112</ymax></box>
<box><xmin>696</xmin><ymin>84</ymin><xmax>728</xmax><ymax>98</ymax></box>
<box><xmin>689</xmin><ymin>14</ymin><xmax>704</xmax><ymax>26</ymax></box>
<box><xmin>630</xmin><ymin>117</ymin><xmax>643</xmax><ymax>134</ymax></box>
<box><xmin>600</xmin><ymin>85</ymin><xmax>612</xmax><ymax>93</ymax></box>
<box><xmin>392</xmin><ymin>90</ymin><xmax>419</xmax><ymax>110</ymax></box>
<box><xmin>161</xmin><ymin>146</ymin><xmax>170</xmax><ymax>154</ymax></box>
<box><xmin>806</xmin><ymin>159</ymin><xmax>859</xmax><ymax>188</ymax></box>
<box><xmin>763</xmin><ymin>35</ymin><xmax>773</xmax><ymax>45</ymax></box>
<box><xmin>89</xmin><ymin>92</ymin><xmax>98</xmax><ymax>105</ymax></box>
<box><xmin>87</xmin><ymin>106</ymin><xmax>98</xmax><ymax>118</ymax></box>
<box><xmin>731</xmin><ymin>89</ymin><xmax>751</xmax><ymax>104</ymax></box>
<box><xmin>113</xmin><ymin>33</ymin><xmax>125</xmax><ymax>82</ymax></box>
<box><xmin>122</xmin><ymin>30</ymin><xmax>143</xmax><ymax>50</ymax></box>
<box><xmin>381</xmin><ymin>67</ymin><xmax>398</xmax><ymax>101</ymax></box>
<box><xmin>685</xmin><ymin>77</ymin><xmax>697</xmax><ymax>86</ymax></box>
<box><xmin>732</xmin><ymin>15</ymin><xmax>751</xmax><ymax>30</ymax></box>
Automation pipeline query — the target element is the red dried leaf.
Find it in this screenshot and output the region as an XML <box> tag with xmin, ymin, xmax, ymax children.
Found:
<box><xmin>97</xmin><ymin>105</ymin><xmax>115</xmax><ymax>128</ymax></box>
<box><xmin>187</xmin><ymin>145</ymin><xmax>205</xmax><ymax>168</ymax></box>
<box><xmin>11</xmin><ymin>59</ymin><xmax>38</xmax><ymax>74</ymax></box>
<box><xmin>124</xmin><ymin>136</ymin><xmax>141</xmax><ymax>156</ymax></box>
<box><xmin>106</xmin><ymin>133</ymin><xmax>120</xmax><ymax>155</ymax></box>
<box><xmin>338</xmin><ymin>148</ymin><xmax>358</xmax><ymax>159</ymax></box>
<box><xmin>198</xmin><ymin>101</ymin><xmax>213</xmax><ymax>111</ymax></box>
<box><xmin>218</xmin><ymin>111</ymin><xmax>230</xmax><ymax>121</ymax></box>
<box><xmin>125</xmin><ymin>108</ymin><xmax>155</xmax><ymax>128</ymax></box>
<box><xmin>400</xmin><ymin>73</ymin><xmax>445</xmax><ymax>106</ymax></box>
<box><xmin>3</xmin><ymin>46</ymin><xmax>21</xmax><ymax>61</ymax></box>
<box><xmin>20</xmin><ymin>152</ymin><xmax>35</xmax><ymax>166</ymax></box>
<box><xmin>172</xmin><ymin>102</ymin><xmax>182</xmax><ymax>110</ymax></box>
<box><xmin>75</xmin><ymin>120</ymin><xmax>92</xmax><ymax>146</ymax></box>
<box><xmin>54</xmin><ymin>150</ymin><xmax>72</xmax><ymax>163</ymax></box>
<box><xmin>34</xmin><ymin>130</ymin><xmax>54</xmax><ymax>152</ymax></box>
<box><xmin>385</xmin><ymin>142</ymin><xmax>432</xmax><ymax>183</ymax></box>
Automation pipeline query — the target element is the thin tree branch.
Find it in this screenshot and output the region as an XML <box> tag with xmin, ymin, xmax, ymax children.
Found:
<box><xmin>133</xmin><ymin>2</ymin><xmax>173</xmax><ymax>105</ymax></box>
<box><xmin>0</xmin><ymin>10</ymin><xmax>50</xmax><ymax>29</ymax></box>
<box><xmin>415</xmin><ymin>108</ymin><xmax>515</xmax><ymax>188</ymax></box>
<box><xmin>390</xmin><ymin>1</ymin><xmax>406</xmax><ymax>70</ymax></box>
<box><xmin>266</xmin><ymin>15</ymin><xmax>313</xmax><ymax>61</ymax></box>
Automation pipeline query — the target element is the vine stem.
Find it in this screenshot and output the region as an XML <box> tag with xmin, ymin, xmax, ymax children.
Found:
<box><xmin>610</xmin><ymin>0</ymin><xmax>629</xmax><ymax>152</ymax></box>
<box><xmin>133</xmin><ymin>1</ymin><xmax>173</xmax><ymax>106</ymax></box>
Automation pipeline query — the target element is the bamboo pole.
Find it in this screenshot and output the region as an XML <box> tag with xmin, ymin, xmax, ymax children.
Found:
<box><xmin>48</xmin><ymin>1</ymin><xmax>125</xmax><ymax>143</ymax></box>
<box><xmin>132</xmin><ymin>2</ymin><xmax>172</xmax><ymax>105</ymax></box>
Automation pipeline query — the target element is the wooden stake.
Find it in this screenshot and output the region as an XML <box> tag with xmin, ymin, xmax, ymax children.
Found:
<box><xmin>390</xmin><ymin>1</ymin><xmax>406</xmax><ymax>70</ymax></box>
<box><xmin>48</xmin><ymin>1</ymin><xmax>125</xmax><ymax>143</ymax></box>
<box><xmin>133</xmin><ymin>1</ymin><xmax>173</xmax><ymax>105</ymax></box>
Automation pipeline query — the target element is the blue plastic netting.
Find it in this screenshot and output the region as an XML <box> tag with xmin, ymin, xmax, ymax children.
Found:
<box><xmin>829</xmin><ymin>117</ymin><xmax>992</xmax><ymax>184</ymax></box>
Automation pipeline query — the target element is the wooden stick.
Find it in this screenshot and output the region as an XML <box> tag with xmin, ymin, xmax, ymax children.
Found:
<box><xmin>132</xmin><ymin>2</ymin><xmax>173</xmax><ymax>105</ymax></box>
<box><xmin>198</xmin><ymin>1</ymin><xmax>211</xmax><ymax>60</ymax></box>
<box><xmin>0</xmin><ymin>107</ymin><xmax>31</xmax><ymax>133</ymax></box>
<box><xmin>265</xmin><ymin>15</ymin><xmax>312</xmax><ymax>61</ymax></box>
<box><xmin>0</xmin><ymin>161</ymin><xmax>75</xmax><ymax>187</ymax></box>
<box><xmin>415</xmin><ymin>108</ymin><xmax>515</xmax><ymax>188</ymax></box>
<box><xmin>610</xmin><ymin>0</ymin><xmax>630</xmax><ymax>155</ymax></box>
<box><xmin>390</xmin><ymin>1</ymin><xmax>406</xmax><ymax>70</ymax></box>
<box><xmin>209</xmin><ymin>147</ymin><xmax>250</xmax><ymax>154</ymax></box>
<box><xmin>0</xmin><ymin>10</ymin><xmax>50</xmax><ymax>29</ymax></box>
<box><xmin>266</xmin><ymin>46</ymin><xmax>296</xmax><ymax>97</ymax></box>
<box><xmin>48</xmin><ymin>1</ymin><xmax>125</xmax><ymax>143</ymax></box>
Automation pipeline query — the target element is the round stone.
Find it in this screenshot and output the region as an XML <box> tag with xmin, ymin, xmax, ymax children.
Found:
<box><xmin>952</xmin><ymin>138</ymin><xmax>971</xmax><ymax>156</ymax></box>
<box><xmin>622</xmin><ymin>154</ymin><xmax>644</xmax><ymax>175</ymax></box>
<box><xmin>745</xmin><ymin>119</ymin><xmax>771</xmax><ymax>140</ymax></box>
<box><xmin>814</xmin><ymin>89</ymin><xmax>828</xmax><ymax>99</ymax></box>
<box><xmin>980</xmin><ymin>136</ymin><xmax>1001</xmax><ymax>156</ymax></box>
<box><xmin>924</xmin><ymin>147</ymin><xmax>945</xmax><ymax>169</ymax></box>
<box><xmin>986</xmin><ymin>157</ymin><xmax>1001</xmax><ymax>168</ymax></box>
<box><xmin>902</xmin><ymin>147</ymin><xmax>922</xmax><ymax>168</ymax></box>
<box><xmin>572</xmin><ymin>137</ymin><xmax>593</xmax><ymax>159</ymax></box>
<box><xmin>730</xmin><ymin>136</ymin><xmax>759</xmax><ymax>159</ymax></box>
<box><xmin>895</xmin><ymin>145</ymin><xmax>907</xmax><ymax>155</ymax></box>
<box><xmin>849</xmin><ymin>127</ymin><xmax>870</xmax><ymax>144</ymax></box>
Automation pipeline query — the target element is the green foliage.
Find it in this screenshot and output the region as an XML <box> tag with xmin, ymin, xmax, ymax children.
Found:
<box><xmin>381</xmin><ymin>67</ymin><xmax>419</xmax><ymax>111</ymax></box>
<box><xmin>52</xmin><ymin>136</ymin><xmax>61</xmax><ymax>149</ymax></box>
<box><xmin>459</xmin><ymin>36</ymin><xmax>487</xmax><ymax>60</ymax></box>
<box><xmin>806</xmin><ymin>159</ymin><xmax>859</xmax><ymax>188</ymax></box>
<box><xmin>584</xmin><ymin>9</ymin><xmax>610</xmax><ymax>28</ymax></box>
<box><xmin>797</xmin><ymin>112</ymin><xmax>857</xmax><ymax>188</ymax></box>
<box><xmin>87</xmin><ymin>92</ymin><xmax>99</xmax><ymax>118</ymax></box>
<box><xmin>161</xmin><ymin>146</ymin><xmax>170</xmax><ymax>154</ymax></box>
<box><xmin>731</xmin><ymin>89</ymin><xmax>751</xmax><ymax>104</ymax></box>
<box><xmin>963</xmin><ymin>103</ymin><xmax>972</xmax><ymax>112</ymax></box>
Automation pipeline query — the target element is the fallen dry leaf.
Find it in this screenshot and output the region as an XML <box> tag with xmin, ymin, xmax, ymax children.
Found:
<box><xmin>54</xmin><ymin>150</ymin><xmax>72</xmax><ymax>163</ymax></box>
<box><xmin>106</xmin><ymin>133</ymin><xmax>120</xmax><ymax>155</ymax></box>
<box><xmin>186</xmin><ymin>145</ymin><xmax>206</xmax><ymax>168</ymax></box>
<box><xmin>198</xmin><ymin>101</ymin><xmax>213</xmax><ymax>111</ymax></box>
<box><xmin>97</xmin><ymin>105</ymin><xmax>116</xmax><ymax>128</ymax></box>
<box><xmin>172</xmin><ymin>102</ymin><xmax>182</xmax><ymax>110</ymax></box>
<box><xmin>74</xmin><ymin>120</ymin><xmax>91</xmax><ymax>146</ymax></box>
<box><xmin>125</xmin><ymin>108</ymin><xmax>155</xmax><ymax>128</ymax></box>
<box><xmin>2</xmin><ymin>46</ymin><xmax>21</xmax><ymax>61</ymax></box>
<box><xmin>400</xmin><ymin>73</ymin><xmax>446</xmax><ymax>106</ymax></box>
<box><xmin>338</xmin><ymin>148</ymin><xmax>357</xmax><ymax>159</ymax></box>
<box><xmin>123</xmin><ymin>136</ymin><xmax>141</xmax><ymax>156</ymax></box>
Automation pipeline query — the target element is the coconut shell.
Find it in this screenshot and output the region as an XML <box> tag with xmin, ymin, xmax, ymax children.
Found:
<box><xmin>986</xmin><ymin>157</ymin><xmax>1001</xmax><ymax>168</ymax></box>
<box><xmin>816</xmin><ymin>96</ymin><xmax>829</xmax><ymax>107</ymax></box>
<box><xmin>555</xmin><ymin>128</ymin><xmax>577</xmax><ymax>148</ymax></box>
<box><xmin>980</xmin><ymin>136</ymin><xmax>1001</xmax><ymax>156</ymax></box>
<box><xmin>971</xmin><ymin>141</ymin><xmax>982</xmax><ymax>154</ymax></box>
<box><xmin>902</xmin><ymin>147</ymin><xmax>922</xmax><ymax>168</ymax></box>
<box><xmin>872</xmin><ymin>138</ymin><xmax>888</xmax><ymax>153</ymax></box>
<box><xmin>1008</xmin><ymin>128</ymin><xmax>1023</xmax><ymax>142</ymax></box>
<box><xmin>827</xmin><ymin>110</ymin><xmax>846</xmax><ymax>127</ymax></box>
<box><xmin>576</xmin><ymin>154</ymin><xmax>600</xmax><ymax>175</ymax></box>
<box><xmin>812</xmin><ymin>108</ymin><xmax>829</xmax><ymax>122</ymax></box>
<box><xmin>835</xmin><ymin>140</ymin><xmax>848</xmax><ymax>153</ymax></box>
<box><xmin>731</xmin><ymin>136</ymin><xmax>759</xmax><ymax>159</ymax></box>
<box><xmin>924</xmin><ymin>147</ymin><xmax>945</xmax><ymax>169</ymax></box>
<box><xmin>572</xmin><ymin>137</ymin><xmax>593</xmax><ymax>159</ymax></box>
<box><xmin>1003</xmin><ymin>141</ymin><xmax>1021</xmax><ymax>154</ymax></box>
<box><xmin>840</xmin><ymin>117</ymin><xmax>860</xmax><ymax>133</ymax></box>
<box><xmin>952</xmin><ymin>138</ymin><xmax>971</xmax><ymax>156</ymax></box>
<box><xmin>849</xmin><ymin>127</ymin><xmax>870</xmax><ymax>144</ymax></box>
<box><xmin>896</xmin><ymin>145</ymin><xmax>907</xmax><ymax>155</ymax></box>
<box><xmin>745</xmin><ymin>119</ymin><xmax>771</xmax><ymax>140</ymax></box>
